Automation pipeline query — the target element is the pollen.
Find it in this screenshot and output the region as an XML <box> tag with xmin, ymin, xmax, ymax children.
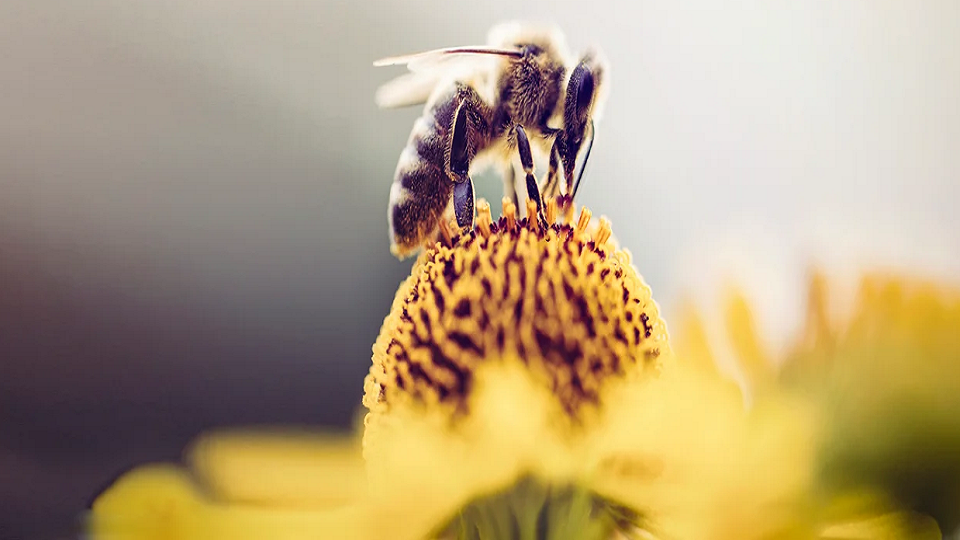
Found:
<box><xmin>363</xmin><ymin>197</ymin><xmax>670</xmax><ymax>438</ymax></box>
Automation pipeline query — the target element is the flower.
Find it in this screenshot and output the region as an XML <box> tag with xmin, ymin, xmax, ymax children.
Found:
<box><xmin>363</xmin><ymin>196</ymin><xmax>669</xmax><ymax>450</ymax></box>
<box><xmin>88</xmin><ymin>198</ymin><xmax>951</xmax><ymax>539</ymax></box>
<box><xmin>360</xmin><ymin>197</ymin><xmax>674</xmax><ymax>538</ymax></box>
<box><xmin>673</xmin><ymin>271</ymin><xmax>957</xmax><ymax>538</ymax></box>
<box><xmin>785</xmin><ymin>274</ymin><xmax>960</xmax><ymax>533</ymax></box>
<box><xmin>87</xmin><ymin>431</ymin><xmax>375</xmax><ymax>540</ymax></box>
<box><xmin>89</xmin><ymin>197</ymin><xmax>676</xmax><ymax>540</ymax></box>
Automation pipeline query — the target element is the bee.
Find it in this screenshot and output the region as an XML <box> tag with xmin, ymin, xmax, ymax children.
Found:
<box><xmin>375</xmin><ymin>21</ymin><xmax>607</xmax><ymax>257</ymax></box>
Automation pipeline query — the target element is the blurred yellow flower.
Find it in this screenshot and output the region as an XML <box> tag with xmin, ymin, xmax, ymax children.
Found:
<box><xmin>89</xmin><ymin>199</ymin><xmax>953</xmax><ymax>539</ymax></box>
<box><xmin>89</xmin><ymin>432</ymin><xmax>374</xmax><ymax>540</ymax></box>
<box><xmin>787</xmin><ymin>274</ymin><xmax>960</xmax><ymax>533</ymax></box>
<box><xmin>673</xmin><ymin>270</ymin><xmax>960</xmax><ymax>537</ymax></box>
<box><xmin>361</xmin><ymin>197</ymin><xmax>673</xmax><ymax>538</ymax></box>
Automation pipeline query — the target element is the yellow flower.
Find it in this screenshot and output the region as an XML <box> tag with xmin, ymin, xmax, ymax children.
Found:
<box><xmin>363</xmin><ymin>197</ymin><xmax>668</xmax><ymax>448</ymax></box>
<box><xmin>89</xmin><ymin>197</ymin><xmax>674</xmax><ymax>540</ymax></box>
<box><xmin>359</xmin><ymin>197</ymin><xmax>673</xmax><ymax>538</ymax></box>
<box><xmin>673</xmin><ymin>271</ymin><xmax>956</xmax><ymax>538</ymax></box>
<box><xmin>88</xmin><ymin>198</ymin><xmax>948</xmax><ymax>539</ymax></box>
<box><xmin>88</xmin><ymin>431</ymin><xmax>375</xmax><ymax>539</ymax></box>
<box><xmin>787</xmin><ymin>274</ymin><xmax>960</xmax><ymax>533</ymax></box>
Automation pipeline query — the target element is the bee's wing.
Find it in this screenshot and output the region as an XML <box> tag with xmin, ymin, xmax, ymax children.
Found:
<box><xmin>374</xmin><ymin>71</ymin><xmax>451</xmax><ymax>109</ymax></box>
<box><xmin>374</xmin><ymin>46</ymin><xmax>521</xmax><ymax>109</ymax></box>
<box><xmin>374</xmin><ymin>46</ymin><xmax>523</xmax><ymax>70</ymax></box>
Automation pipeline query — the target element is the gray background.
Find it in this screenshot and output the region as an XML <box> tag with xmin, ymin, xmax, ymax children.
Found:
<box><xmin>2</xmin><ymin>1</ymin><xmax>958</xmax><ymax>538</ymax></box>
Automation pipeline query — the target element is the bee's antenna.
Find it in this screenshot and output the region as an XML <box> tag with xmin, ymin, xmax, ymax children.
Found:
<box><xmin>571</xmin><ymin>119</ymin><xmax>595</xmax><ymax>199</ymax></box>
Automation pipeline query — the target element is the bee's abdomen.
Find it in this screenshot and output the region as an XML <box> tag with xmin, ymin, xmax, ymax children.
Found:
<box><xmin>389</xmin><ymin>113</ymin><xmax>453</xmax><ymax>257</ymax></box>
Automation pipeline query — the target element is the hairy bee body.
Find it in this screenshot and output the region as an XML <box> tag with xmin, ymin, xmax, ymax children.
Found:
<box><xmin>377</xmin><ymin>22</ymin><xmax>607</xmax><ymax>258</ymax></box>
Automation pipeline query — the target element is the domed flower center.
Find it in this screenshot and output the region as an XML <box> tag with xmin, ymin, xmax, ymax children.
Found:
<box><xmin>364</xmin><ymin>197</ymin><xmax>669</xmax><ymax>427</ymax></box>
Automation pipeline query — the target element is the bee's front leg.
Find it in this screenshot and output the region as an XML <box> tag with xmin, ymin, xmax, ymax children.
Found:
<box><xmin>515</xmin><ymin>125</ymin><xmax>547</xmax><ymax>227</ymax></box>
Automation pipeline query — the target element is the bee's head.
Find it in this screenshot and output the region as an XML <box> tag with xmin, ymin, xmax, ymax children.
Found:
<box><xmin>560</xmin><ymin>50</ymin><xmax>607</xmax><ymax>197</ymax></box>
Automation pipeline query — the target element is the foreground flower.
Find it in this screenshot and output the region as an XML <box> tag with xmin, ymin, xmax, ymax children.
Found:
<box><xmin>787</xmin><ymin>274</ymin><xmax>960</xmax><ymax>533</ymax></box>
<box><xmin>90</xmin><ymin>197</ymin><xmax>674</xmax><ymax>539</ymax></box>
<box><xmin>88</xmin><ymin>431</ymin><xmax>374</xmax><ymax>539</ymax></box>
<box><xmin>88</xmin><ymin>199</ymin><xmax>949</xmax><ymax>539</ymax></box>
<box><xmin>361</xmin><ymin>197</ymin><xmax>672</xmax><ymax>538</ymax></box>
<box><xmin>675</xmin><ymin>271</ymin><xmax>958</xmax><ymax>537</ymax></box>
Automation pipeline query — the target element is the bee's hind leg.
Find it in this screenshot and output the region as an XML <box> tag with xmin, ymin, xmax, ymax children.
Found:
<box><xmin>446</xmin><ymin>83</ymin><xmax>493</xmax><ymax>231</ymax></box>
<box><xmin>514</xmin><ymin>125</ymin><xmax>547</xmax><ymax>227</ymax></box>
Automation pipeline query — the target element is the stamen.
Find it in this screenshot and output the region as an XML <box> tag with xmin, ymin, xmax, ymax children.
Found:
<box><xmin>502</xmin><ymin>197</ymin><xmax>517</xmax><ymax>230</ymax></box>
<box><xmin>476</xmin><ymin>198</ymin><xmax>493</xmax><ymax>238</ymax></box>
<box><xmin>595</xmin><ymin>217</ymin><xmax>612</xmax><ymax>246</ymax></box>
<box><xmin>576</xmin><ymin>207</ymin><xmax>592</xmax><ymax>234</ymax></box>
<box><xmin>545</xmin><ymin>197</ymin><xmax>558</xmax><ymax>225</ymax></box>
<box><xmin>525</xmin><ymin>199</ymin><xmax>538</xmax><ymax>226</ymax></box>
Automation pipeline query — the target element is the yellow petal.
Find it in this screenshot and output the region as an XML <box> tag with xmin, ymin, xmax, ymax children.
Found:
<box><xmin>89</xmin><ymin>465</ymin><xmax>209</xmax><ymax>540</ymax></box>
<box><xmin>89</xmin><ymin>463</ymin><xmax>384</xmax><ymax>540</ymax></box>
<box><xmin>188</xmin><ymin>429</ymin><xmax>367</xmax><ymax>508</ymax></box>
<box><xmin>819</xmin><ymin>511</ymin><xmax>941</xmax><ymax>540</ymax></box>
<box><xmin>724</xmin><ymin>287</ymin><xmax>775</xmax><ymax>392</ymax></box>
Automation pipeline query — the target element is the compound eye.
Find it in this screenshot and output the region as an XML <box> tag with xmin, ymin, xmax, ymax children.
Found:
<box><xmin>576</xmin><ymin>70</ymin><xmax>595</xmax><ymax>118</ymax></box>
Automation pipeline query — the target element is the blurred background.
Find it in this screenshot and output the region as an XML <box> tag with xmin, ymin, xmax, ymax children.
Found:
<box><xmin>1</xmin><ymin>0</ymin><xmax>958</xmax><ymax>537</ymax></box>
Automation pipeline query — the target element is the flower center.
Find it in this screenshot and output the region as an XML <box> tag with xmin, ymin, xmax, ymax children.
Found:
<box><xmin>364</xmin><ymin>196</ymin><xmax>669</xmax><ymax>422</ymax></box>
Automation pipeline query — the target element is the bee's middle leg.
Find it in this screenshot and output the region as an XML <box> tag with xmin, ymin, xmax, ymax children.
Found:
<box><xmin>514</xmin><ymin>125</ymin><xmax>547</xmax><ymax>226</ymax></box>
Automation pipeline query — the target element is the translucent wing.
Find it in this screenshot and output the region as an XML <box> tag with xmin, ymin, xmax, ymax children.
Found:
<box><xmin>373</xmin><ymin>46</ymin><xmax>521</xmax><ymax>109</ymax></box>
<box><xmin>375</xmin><ymin>71</ymin><xmax>451</xmax><ymax>109</ymax></box>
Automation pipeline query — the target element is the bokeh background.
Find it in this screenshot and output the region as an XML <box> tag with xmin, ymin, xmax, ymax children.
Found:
<box><xmin>1</xmin><ymin>1</ymin><xmax>958</xmax><ymax>537</ymax></box>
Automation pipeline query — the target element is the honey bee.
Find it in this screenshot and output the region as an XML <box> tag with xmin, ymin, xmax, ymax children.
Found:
<box><xmin>375</xmin><ymin>21</ymin><xmax>608</xmax><ymax>257</ymax></box>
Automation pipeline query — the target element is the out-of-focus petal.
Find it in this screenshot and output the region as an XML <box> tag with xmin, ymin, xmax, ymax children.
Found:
<box><xmin>89</xmin><ymin>465</ymin><xmax>208</xmax><ymax>540</ymax></box>
<box><xmin>188</xmin><ymin>429</ymin><xmax>367</xmax><ymax>508</ymax></box>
